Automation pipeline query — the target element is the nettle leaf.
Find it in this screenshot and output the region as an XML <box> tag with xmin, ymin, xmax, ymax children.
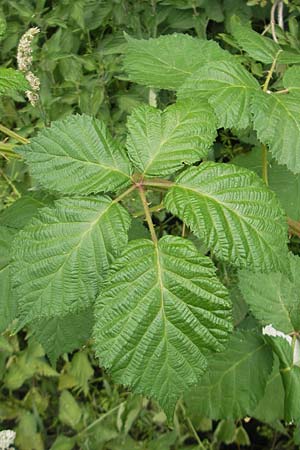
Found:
<box><xmin>124</xmin><ymin>34</ymin><xmax>232</xmax><ymax>90</ymax></box>
<box><xmin>13</xmin><ymin>196</ymin><xmax>131</xmax><ymax>323</ymax></box>
<box><xmin>178</xmin><ymin>61</ymin><xmax>259</xmax><ymax>129</ymax></box>
<box><xmin>283</xmin><ymin>66</ymin><xmax>300</xmax><ymax>92</ymax></box>
<box><xmin>239</xmin><ymin>254</ymin><xmax>300</xmax><ymax>334</ymax></box>
<box><xmin>0</xmin><ymin>226</ymin><xmax>17</xmax><ymax>333</ymax></box>
<box><xmin>184</xmin><ymin>331</ymin><xmax>273</xmax><ymax>420</ymax></box>
<box><xmin>251</xmin><ymin>90</ymin><xmax>300</xmax><ymax>174</ymax></box>
<box><xmin>29</xmin><ymin>308</ymin><xmax>94</xmax><ymax>366</ymax></box>
<box><xmin>230</xmin><ymin>16</ymin><xmax>281</xmax><ymax>63</ymax></box>
<box><xmin>165</xmin><ymin>162</ymin><xmax>288</xmax><ymax>271</ymax></box>
<box><xmin>126</xmin><ymin>100</ymin><xmax>217</xmax><ymax>177</ymax></box>
<box><xmin>0</xmin><ymin>68</ymin><xmax>29</xmax><ymax>95</ymax></box>
<box><xmin>93</xmin><ymin>236</ymin><xmax>232</xmax><ymax>419</ymax></box>
<box><xmin>17</xmin><ymin>114</ymin><xmax>132</xmax><ymax>195</ymax></box>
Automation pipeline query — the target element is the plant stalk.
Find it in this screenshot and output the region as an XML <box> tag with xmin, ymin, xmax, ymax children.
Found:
<box><xmin>113</xmin><ymin>184</ymin><xmax>137</xmax><ymax>204</ymax></box>
<box><xmin>143</xmin><ymin>179</ymin><xmax>174</xmax><ymax>189</ymax></box>
<box><xmin>0</xmin><ymin>124</ymin><xmax>29</xmax><ymax>145</ymax></box>
<box><xmin>138</xmin><ymin>185</ymin><xmax>158</xmax><ymax>244</ymax></box>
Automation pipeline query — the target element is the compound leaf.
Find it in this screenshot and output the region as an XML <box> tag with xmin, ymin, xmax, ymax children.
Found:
<box><xmin>13</xmin><ymin>196</ymin><xmax>131</xmax><ymax>323</ymax></box>
<box><xmin>0</xmin><ymin>68</ymin><xmax>29</xmax><ymax>95</ymax></box>
<box><xmin>17</xmin><ymin>114</ymin><xmax>132</xmax><ymax>195</ymax></box>
<box><xmin>178</xmin><ymin>61</ymin><xmax>259</xmax><ymax>129</ymax></box>
<box><xmin>93</xmin><ymin>236</ymin><xmax>232</xmax><ymax>420</ymax></box>
<box><xmin>124</xmin><ymin>34</ymin><xmax>232</xmax><ymax>90</ymax></box>
<box><xmin>184</xmin><ymin>331</ymin><xmax>273</xmax><ymax>420</ymax></box>
<box><xmin>165</xmin><ymin>162</ymin><xmax>288</xmax><ymax>271</ymax></box>
<box><xmin>251</xmin><ymin>90</ymin><xmax>300</xmax><ymax>174</ymax></box>
<box><xmin>239</xmin><ymin>254</ymin><xmax>300</xmax><ymax>334</ymax></box>
<box><xmin>126</xmin><ymin>100</ymin><xmax>217</xmax><ymax>177</ymax></box>
<box><xmin>230</xmin><ymin>16</ymin><xmax>281</xmax><ymax>63</ymax></box>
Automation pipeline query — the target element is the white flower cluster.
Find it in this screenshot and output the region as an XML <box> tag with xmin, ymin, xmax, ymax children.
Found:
<box><xmin>17</xmin><ymin>27</ymin><xmax>40</xmax><ymax>106</ymax></box>
<box><xmin>0</xmin><ymin>429</ymin><xmax>16</xmax><ymax>450</ymax></box>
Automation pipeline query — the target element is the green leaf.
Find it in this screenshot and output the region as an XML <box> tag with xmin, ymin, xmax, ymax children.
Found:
<box><xmin>184</xmin><ymin>331</ymin><xmax>273</xmax><ymax>419</ymax></box>
<box><xmin>59</xmin><ymin>390</ymin><xmax>82</xmax><ymax>429</ymax></box>
<box><xmin>0</xmin><ymin>226</ymin><xmax>17</xmax><ymax>333</ymax></box>
<box><xmin>283</xmin><ymin>66</ymin><xmax>300</xmax><ymax>92</ymax></box>
<box><xmin>230</xmin><ymin>16</ymin><xmax>281</xmax><ymax>63</ymax></box>
<box><xmin>0</xmin><ymin>193</ymin><xmax>54</xmax><ymax>230</ymax></box>
<box><xmin>251</xmin><ymin>90</ymin><xmax>300</xmax><ymax>174</ymax></box>
<box><xmin>124</xmin><ymin>34</ymin><xmax>232</xmax><ymax>90</ymax></box>
<box><xmin>265</xmin><ymin>336</ymin><xmax>300</xmax><ymax>421</ymax></box>
<box><xmin>13</xmin><ymin>196</ymin><xmax>131</xmax><ymax>324</ymax></box>
<box><xmin>126</xmin><ymin>100</ymin><xmax>217</xmax><ymax>177</ymax></box>
<box><xmin>233</xmin><ymin>147</ymin><xmax>300</xmax><ymax>220</ymax></box>
<box><xmin>17</xmin><ymin>114</ymin><xmax>132</xmax><ymax>195</ymax></box>
<box><xmin>239</xmin><ymin>254</ymin><xmax>300</xmax><ymax>334</ymax></box>
<box><xmin>178</xmin><ymin>61</ymin><xmax>259</xmax><ymax>129</ymax></box>
<box><xmin>253</xmin><ymin>356</ymin><xmax>285</xmax><ymax>423</ymax></box>
<box><xmin>165</xmin><ymin>162</ymin><xmax>288</xmax><ymax>271</ymax></box>
<box><xmin>29</xmin><ymin>308</ymin><xmax>94</xmax><ymax>366</ymax></box>
<box><xmin>93</xmin><ymin>236</ymin><xmax>232</xmax><ymax>419</ymax></box>
<box><xmin>0</xmin><ymin>68</ymin><xmax>29</xmax><ymax>96</ymax></box>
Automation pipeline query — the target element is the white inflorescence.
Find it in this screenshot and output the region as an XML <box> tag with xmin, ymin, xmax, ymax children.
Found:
<box><xmin>0</xmin><ymin>429</ymin><xmax>16</xmax><ymax>450</ymax></box>
<box><xmin>17</xmin><ymin>27</ymin><xmax>40</xmax><ymax>106</ymax></box>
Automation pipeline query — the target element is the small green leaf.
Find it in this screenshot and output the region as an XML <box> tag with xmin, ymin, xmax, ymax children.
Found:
<box><xmin>251</xmin><ymin>90</ymin><xmax>300</xmax><ymax>174</ymax></box>
<box><xmin>230</xmin><ymin>15</ymin><xmax>281</xmax><ymax>63</ymax></box>
<box><xmin>233</xmin><ymin>147</ymin><xmax>300</xmax><ymax>220</ymax></box>
<box><xmin>178</xmin><ymin>61</ymin><xmax>259</xmax><ymax>129</ymax></box>
<box><xmin>124</xmin><ymin>34</ymin><xmax>232</xmax><ymax>90</ymax></box>
<box><xmin>184</xmin><ymin>331</ymin><xmax>273</xmax><ymax>419</ymax></box>
<box><xmin>13</xmin><ymin>196</ymin><xmax>131</xmax><ymax>323</ymax></box>
<box><xmin>239</xmin><ymin>253</ymin><xmax>300</xmax><ymax>334</ymax></box>
<box><xmin>30</xmin><ymin>308</ymin><xmax>94</xmax><ymax>365</ymax></box>
<box><xmin>283</xmin><ymin>66</ymin><xmax>300</xmax><ymax>92</ymax></box>
<box><xmin>126</xmin><ymin>100</ymin><xmax>217</xmax><ymax>177</ymax></box>
<box><xmin>254</xmin><ymin>356</ymin><xmax>285</xmax><ymax>422</ymax></box>
<box><xmin>94</xmin><ymin>236</ymin><xmax>232</xmax><ymax>420</ymax></box>
<box><xmin>165</xmin><ymin>162</ymin><xmax>288</xmax><ymax>271</ymax></box>
<box><xmin>17</xmin><ymin>114</ymin><xmax>132</xmax><ymax>195</ymax></box>
<box><xmin>0</xmin><ymin>68</ymin><xmax>29</xmax><ymax>96</ymax></box>
<box><xmin>59</xmin><ymin>390</ymin><xmax>82</xmax><ymax>429</ymax></box>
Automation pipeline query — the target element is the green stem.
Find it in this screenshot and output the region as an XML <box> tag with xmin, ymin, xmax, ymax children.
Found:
<box><xmin>138</xmin><ymin>186</ymin><xmax>157</xmax><ymax>244</ymax></box>
<box><xmin>77</xmin><ymin>403</ymin><xmax>124</xmax><ymax>436</ymax></box>
<box><xmin>262</xmin><ymin>144</ymin><xmax>269</xmax><ymax>185</ymax></box>
<box><xmin>133</xmin><ymin>201</ymin><xmax>164</xmax><ymax>218</ymax></box>
<box><xmin>0</xmin><ymin>124</ymin><xmax>29</xmax><ymax>145</ymax></box>
<box><xmin>261</xmin><ymin>50</ymin><xmax>282</xmax><ymax>186</ymax></box>
<box><xmin>262</xmin><ymin>49</ymin><xmax>282</xmax><ymax>93</ymax></box>
<box><xmin>113</xmin><ymin>184</ymin><xmax>137</xmax><ymax>204</ymax></box>
<box><xmin>179</xmin><ymin>402</ymin><xmax>205</xmax><ymax>450</ymax></box>
<box><xmin>143</xmin><ymin>179</ymin><xmax>174</xmax><ymax>189</ymax></box>
<box><xmin>0</xmin><ymin>144</ymin><xmax>21</xmax><ymax>159</ymax></box>
<box><xmin>0</xmin><ymin>169</ymin><xmax>21</xmax><ymax>198</ymax></box>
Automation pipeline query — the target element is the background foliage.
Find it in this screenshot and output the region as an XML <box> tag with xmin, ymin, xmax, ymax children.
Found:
<box><xmin>1</xmin><ymin>0</ymin><xmax>300</xmax><ymax>449</ymax></box>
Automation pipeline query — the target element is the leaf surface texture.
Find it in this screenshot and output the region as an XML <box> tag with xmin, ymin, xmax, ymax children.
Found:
<box><xmin>165</xmin><ymin>162</ymin><xmax>288</xmax><ymax>271</ymax></box>
<box><xmin>93</xmin><ymin>236</ymin><xmax>232</xmax><ymax>419</ymax></box>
